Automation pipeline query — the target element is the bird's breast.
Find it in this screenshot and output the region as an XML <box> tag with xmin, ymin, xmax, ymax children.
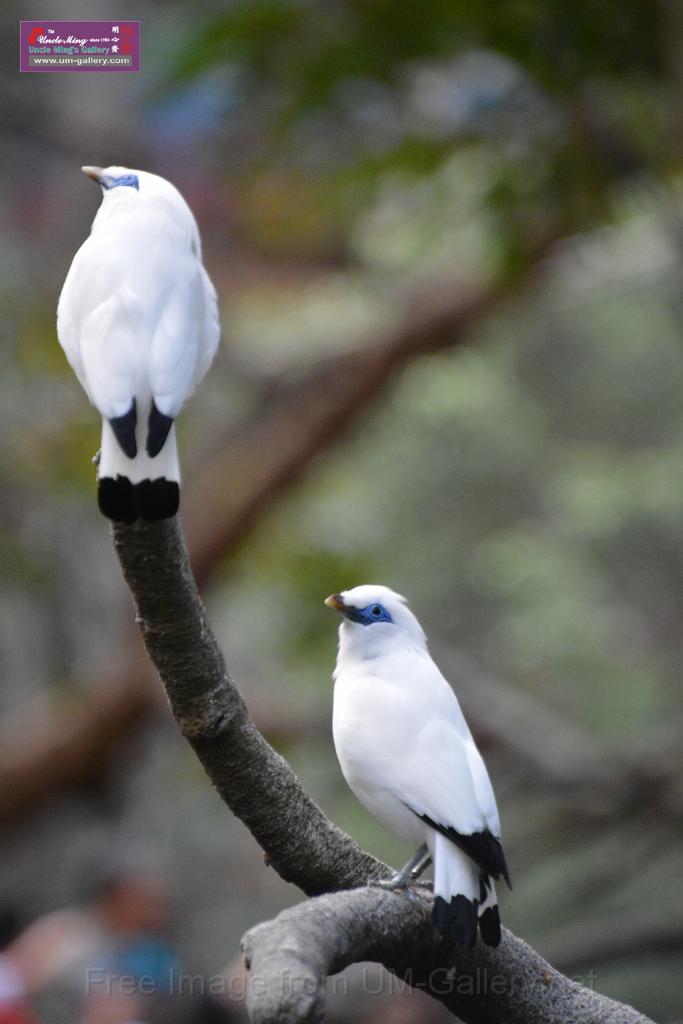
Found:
<box><xmin>332</xmin><ymin>670</ymin><xmax>427</xmax><ymax>844</ymax></box>
<box><xmin>332</xmin><ymin>669</ymin><xmax>415</xmax><ymax>782</ymax></box>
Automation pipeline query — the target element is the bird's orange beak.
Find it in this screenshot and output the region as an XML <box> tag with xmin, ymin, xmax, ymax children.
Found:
<box><xmin>81</xmin><ymin>165</ymin><xmax>103</xmax><ymax>183</ymax></box>
<box><xmin>324</xmin><ymin>594</ymin><xmax>346</xmax><ymax>612</ymax></box>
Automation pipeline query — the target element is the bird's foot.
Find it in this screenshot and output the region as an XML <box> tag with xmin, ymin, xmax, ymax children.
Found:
<box><xmin>92</xmin><ymin>448</ymin><xmax>101</xmax><ymax>467</ymax></box>
<box><xmin>369</xmin><ymin>877</ymin><xmax>431</xmax><ymax>907</ymax></box>
<box><xmin>369</xmin><ymin>875</ymin><xmax>432</xmax><ymax>894</ymax></box>
<box><xmin>369</xmin><ymin>873</ymin><xmax>410</xmax><ymax>892</ymax></box>
<box><xmin>369</xmin><ymin>845</ymin><xmax>433</xmax><ymax>895</ymax></box>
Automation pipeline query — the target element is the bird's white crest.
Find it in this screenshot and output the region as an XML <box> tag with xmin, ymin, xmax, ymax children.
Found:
<box><xmin>57</xmin><ymin>164</ymin><xmax>220</xmax><ymax>522</ymax></box>
<box><xmin>328</xmin><ymin>584</ymin><xmax>508</xmax><ymax>947</ymax></box>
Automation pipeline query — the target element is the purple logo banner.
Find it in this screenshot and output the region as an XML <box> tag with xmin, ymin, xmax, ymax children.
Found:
<box><xmin>20</xmin><ymin>20</ymin><xmax>140</xmax><ymax>72</ymax></box>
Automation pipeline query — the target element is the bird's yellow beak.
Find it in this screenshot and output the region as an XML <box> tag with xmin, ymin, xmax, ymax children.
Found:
<box><xmin>324</xmin><ymin>594</ymin><xmax>346</xmax><ymax>612</ymax></box>
<box><xmin>81</xmin><ymin>165</ymin><xmax>103</xmax><ymax>183</ymax></box>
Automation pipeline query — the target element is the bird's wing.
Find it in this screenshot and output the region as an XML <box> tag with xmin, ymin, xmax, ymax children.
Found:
<box><xmin>57</xmin><ymin>241</ymin><xmax>146</xmax><ymax>418</ymax></box>
<box><xmin>79</xmin><ymin>292</ymin><xmax>147</xmax><ymax>419</ymax></box>
<box><xmin>149</xmin><ymin>248</ymin><xmax>221</xmax><ymax>417</ymax></box>
<box><xmin>191</xmin><ymin>265</ymin><xmax>220</xmax><ymax>389</ymax></box>
<box><xmin>59</xmin><ymin>193</ymin><xmax>218</xmax><ymax>421</ymax></box>
<box><xmin>148</xmin><ymin>262</ymin><xmax>204</xmax><ymax>419</ymax></box>
<box><xmin>388</xmin><ymin>652</ymin><xmax>509</xmax><ymax>882</ymax></box>
<box><xmin>464</xmin><ymin>734</ymin><xmax>501</xmax><ymax>839</ymax></box>
<box><xmin>56</xmin><ymin>259</ymin><xmax>89</xmax><ymax>396</ymax></box>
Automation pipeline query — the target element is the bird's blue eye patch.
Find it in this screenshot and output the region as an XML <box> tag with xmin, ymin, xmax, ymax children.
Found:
<box><xmin>345</xmin><ymin>602</ymin><xmax>393</xmax><ymax>626</ymax></box>
<box><xmin>103</xmin><ymin>174</ymin><xmax>139</xmax><ymax>191</ymax></box>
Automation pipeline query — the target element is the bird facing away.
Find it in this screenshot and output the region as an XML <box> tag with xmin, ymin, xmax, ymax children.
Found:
<box><xmin>326</xmin><ymin>585</ymin><xmax>510</xmax><ymax>948</ymax></box>
<box><xmin>57</xmin><ymin>165</ymin><xmax>220</xmax><ymax>523</ymax></box>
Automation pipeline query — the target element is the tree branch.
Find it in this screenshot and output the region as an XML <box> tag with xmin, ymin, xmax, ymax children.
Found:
<box><xmin>112</xmin><ymin>517</ymin><xmax>386</xmax><ymax>895</ymax></box>
<box><xmin>110</xmin><ymin>515</ymin><xmax>654</xmax><ymax>1023</ymax></box>
<box><xmin>241</xmin><ymin>888</ymin><xmax>654</xmax><ymax>1024</ymax></box>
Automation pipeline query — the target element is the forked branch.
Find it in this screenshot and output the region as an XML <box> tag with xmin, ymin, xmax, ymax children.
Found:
<box><xmin>111</xmin><ymin>516</ymin><xmax>653</xmax><ymax>1024</ymax></box>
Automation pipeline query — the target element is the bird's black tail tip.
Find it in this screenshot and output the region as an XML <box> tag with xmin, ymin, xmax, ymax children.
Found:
<box><xmin>98</xmin><ymin>476</ymin><xmax>136</xmax><ymax>523</ymax></box>
<box><xmin>477</xmin><ymin>875</ymin><xmax>502</xmax><ymax>946</ymax></box>
<box><xmin>433</xmin><ymin>894</ymin><xmax>501</xmax><ymax>948</ymax></box>
<box><xmin>134</xmin><ymin>478</ymin><xmax>180</xmax><ymax>520</ymax></box>
<box><xmin>433</xmin><ymin>894</ymin><xmax>478</xmax><ymax>948</ymax></box>
<box><xmin>478</xmin><ymin>905</ymin><xmax>502</xmax><ymax>947</ymax></box>
<box><xmin>98</xmin><ymin>476</ymin><xmax>179</xmax><ymax>523</ymax></box>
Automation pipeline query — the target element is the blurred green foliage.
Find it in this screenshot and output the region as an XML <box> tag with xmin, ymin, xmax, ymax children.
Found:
<box><xmin>167</xmin><ymin>0</ymin><xmax>672</xmax><ymax>255</ymax></box>
<box><xmin>172</xmin><ymin>0</ymin><xmax>661</xmax><ymax>100</ymax></box>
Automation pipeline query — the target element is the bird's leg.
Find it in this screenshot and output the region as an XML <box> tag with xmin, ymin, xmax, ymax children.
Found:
<box><xmin>409</xmin><ymin>846</ymin><xmax>432</xmax><ymax>880</ymax></box>
<box><xmin>405</xmin><ymin>845</ymin><xmax>433</xmax><ymax>895</ymax></box>
<box><xmin>370</xmin><ymin>844</ymin><xmax>431</xmax><ymax>891</ymax></box>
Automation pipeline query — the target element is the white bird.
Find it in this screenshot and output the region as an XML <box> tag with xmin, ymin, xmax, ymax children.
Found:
<box><xmin>57</xmin><ymin>165</ymin><xmax>220</xmax><ymax>522</ymax></box>
<box><xmin>326</xmin><ymin>585</ymin><xmax>510</xmax><ymax>947</ymax></box>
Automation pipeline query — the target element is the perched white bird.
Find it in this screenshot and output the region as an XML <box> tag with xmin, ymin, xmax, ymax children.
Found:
<box><xmin>326</xmin><ymin>585</ymin><xmax>510</xmax><ymax>948</ymax></box>
<box><xmin>57</xmin><ymin>165</ymin><xmax>220</xmax><ymax>522</ymax></box>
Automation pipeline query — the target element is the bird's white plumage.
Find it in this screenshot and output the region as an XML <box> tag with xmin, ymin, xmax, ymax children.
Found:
<box><xmin>57</xmin><ymin>167</ymin><xmax>219</xmax><ymax>423</ymax></box>
<box><xmin>57</xmin><ymin>166</ymin><xmax>220</xmax><ymax>520</ymax></box>
<box><xmin>330</xmin><ymin>584</ymin><xmax>505</xmax><ymax>943</ymax></box>
<box><xmin>333</xmin><ymin>643</ymin><xmax>489</xmax><ymax>840</ymax></box>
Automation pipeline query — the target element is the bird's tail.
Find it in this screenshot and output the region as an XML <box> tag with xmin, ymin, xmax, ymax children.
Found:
<box><xmin>431</xmin><ymin>833</ymin><xmax>501</xmax><ymax>947</ymax></box>
<box><xmin>97</xmin><ymin>405</ymin><xmax>180</xmax><ymax>523</ymax></box>
<box><xmin>477</xmin><ymin>875</ymin><xmax>501</xmax><ymax>947</ymax></box>
<box><xmin>432</xmin><ymin>833</ymin><xmax>480</xmax><ymax>948</ymax></box>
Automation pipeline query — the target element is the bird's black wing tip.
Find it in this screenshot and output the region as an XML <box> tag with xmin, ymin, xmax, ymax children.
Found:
<box><xmin>414</xmin><ymin>810</ymin><xmax>510</xmax><ymax>884</ymax></box>
<box><xmin>109</xmin><ymin>402</ymin><xmax>137</xmax><ymax>459</ymax></box>
<box><xmin>146</xmin><ymin>401</ymin><xmax>174</xmax><ymax>458</ymax></box>
<box><xmin>497</xmin><ymin>850</ymin><xmax>512</xmax><ymax>890</ymax></box>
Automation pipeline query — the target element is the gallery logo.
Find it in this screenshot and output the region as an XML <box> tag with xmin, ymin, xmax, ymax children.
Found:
<box><xmin>20</xmin><ymin>20</ymin><xmax>140</xmax><ymax>73</ymax></box>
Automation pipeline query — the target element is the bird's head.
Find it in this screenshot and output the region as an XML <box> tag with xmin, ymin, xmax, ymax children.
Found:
<box><xmin>325</xmin><ymin>584</ymin><xmax>426</xmax><ymax>660</ymax></box>
<box><xmin>81</xmin><ymin>165</ymin><xmax>200</xmax><ymax>247</ymax></box>
<box><xmin>82</xmin><ymin>165</ymin><xmax>141</xmax><ymax>193</ymax></box>
<box><xmin>81</xmin><ymin>165</ymin><xmax>189</xmax><ymax>208</ymax></box>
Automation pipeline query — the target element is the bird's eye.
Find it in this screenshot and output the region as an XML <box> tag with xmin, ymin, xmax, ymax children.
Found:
<box><xmin>371</xmin><ymin>605</ymin><xmax>382</xmax><ymax>617</ymax></box>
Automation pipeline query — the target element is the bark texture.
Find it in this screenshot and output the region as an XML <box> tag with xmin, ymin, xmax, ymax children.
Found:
<box><xmin>242</xmin><ymin>888</ymin><xmax>653</xmax><ymax>1024</ymax></box>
